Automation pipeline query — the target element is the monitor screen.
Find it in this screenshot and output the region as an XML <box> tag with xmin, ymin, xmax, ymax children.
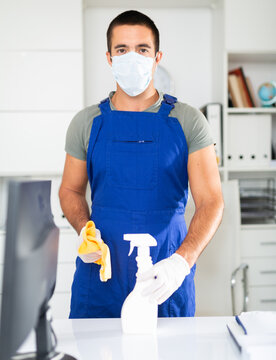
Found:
<box><xmin>0</xmin><ymin>180</ymin><xmax>60</xmax><ymax>360</ymax></box>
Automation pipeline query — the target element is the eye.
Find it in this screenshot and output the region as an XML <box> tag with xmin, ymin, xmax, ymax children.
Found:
<box><xmin>139</xmin><ymin>48</ymin><xmax>148</xmax><ymax>54</ymax></box>
<box><xmin>116</xmin><ymin>48</ymin><xmax>126</xmax><ymax>55</ymax></box>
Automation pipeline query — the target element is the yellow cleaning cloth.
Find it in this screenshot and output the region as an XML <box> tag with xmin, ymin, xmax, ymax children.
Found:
<box><xmin>78</xmin><ymin>221</ymin><xmax>111</xmax><ymax>282</ymax></box>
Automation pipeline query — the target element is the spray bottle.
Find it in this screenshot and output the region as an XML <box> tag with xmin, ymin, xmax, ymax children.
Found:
<box><xmin>121</xmin><ymin>233</ymin><xmax>158</xmax><ymax>334</ymax></box>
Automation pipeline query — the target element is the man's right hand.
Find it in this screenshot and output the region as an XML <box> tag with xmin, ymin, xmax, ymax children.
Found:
<box><xmin>77</xmin><ymin>226</ymin><xmax>102</xmax><ymax>263</ymax></box>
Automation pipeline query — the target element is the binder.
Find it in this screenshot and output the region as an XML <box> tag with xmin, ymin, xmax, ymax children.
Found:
<box><xmin>227</xmin><ymin>114</ymin><xmax>271</xmax><ymax>168</ymax></box>
<box><xmin>200</xmin><ymin>103</ymin><xmax>223</xmax><ymax>166</ymax></box>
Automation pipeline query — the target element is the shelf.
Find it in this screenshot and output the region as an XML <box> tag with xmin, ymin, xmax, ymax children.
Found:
<box><xmin>0</xmin><ymin>172</ymin><xmax>62</xmax><ymax>178</ymax></box>
<box><xmin>241</xmin><ymin>224</ymin><xmax>276</xmax><ymax>230</ymax></box>
<box><xmin>84</xmin><ymin>0</ymin><xmax>218</xmax><ymax>8</ymax></box>
<box><xmin>228</xmin><ymin>51</ymin><xmax>276</xmax><ymax>63</ymax></box>
<box><xmin>0</xmin><ymin>226</ymin><xmax>74</xmax><ymax>236</ymax></box>
<box><xmin>227</xmin><ymin>108</ymin><xmax>276</xmax><ymax>114</ymax></box>
<box><xmin>228</xmin><ymin>167</ymin><xmax>276</xmax><ymax>173</ymax></box>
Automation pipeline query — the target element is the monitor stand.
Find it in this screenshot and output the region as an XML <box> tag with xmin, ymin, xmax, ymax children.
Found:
<box><xmin>12</xmin><ymin>303</ymin><xmax>77</xmax><ymax>360</ymax></box>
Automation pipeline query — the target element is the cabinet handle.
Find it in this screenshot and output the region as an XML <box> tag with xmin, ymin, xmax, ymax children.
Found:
<box><xmin>231</xmin><ymin>263</ymin><xmax>249</xmax><ymax>315</ymax></box>
<box><xmin>260</xmin><ymin>299</ymin><xmax>276</xmax><ymax>303</ymax></box>
<box><xmin>260</xmin><ymin>242</ymin><xmax>276</xmax><ymax>246</ymax></box>
<box><xmin>260</xmin><ymin>270</ymin><xmax>276</xmax><ymax>275</ymax></box>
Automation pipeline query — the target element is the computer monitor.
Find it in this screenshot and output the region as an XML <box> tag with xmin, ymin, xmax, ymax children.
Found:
<box><xmin>0</xmin><ymin>180</ymin><xmax>76</xmax><ymax>360</ymax></box>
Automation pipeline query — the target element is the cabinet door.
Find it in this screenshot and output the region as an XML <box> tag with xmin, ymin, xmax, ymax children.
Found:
<box><xmin>55</xmin><ymin>263</ymin><xmax>75</xmax><ymax>293</ymax></box>
<box><xmin>0</xmin><ymin>52</ymin><xmax>83</xmax><ymax>111</ymax></box>
<box><xmin>0</xmin><ymin>112</ymin><xmax>74</xmax><ymax>174</ymax></box>
<box><xmin>58</xmin><ymin>231</ymin><xmax>77</xmax><ymax>263</ymax></box>
<box><xmin>0</xmin><ymin>0</ymin><xmax>82</xmax><ymax>50</ymax></box>
<box><xmin>186</xmin><ymin>180</ymin><xmax>241</xmax><ymax>316</ymax></box>
<box><xmin>241</xmin><ymin>229</ymin><xmax>276</xmax><ymax>257</ymax></box>
<box><xmin>225</xmin><ymin>0</ymin><xmax>276</xmax><ymax>51</ymax></box>
<box><xmin>248</xmin><ymin>286</ymin><xmax>276</xmax><ymax>311</ymax></box>
<box><xmin>50</xmin><ymin>293</ymin><xmax>71</xmax><ymax>319</ymax></box>
<box><xmin>242</xmin><ymin>257</ymin><xmax>276</xmax><ymax>286</ymax></box>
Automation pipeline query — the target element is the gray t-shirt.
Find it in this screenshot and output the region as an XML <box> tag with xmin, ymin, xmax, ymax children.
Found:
<box><xmin>65</xmin><ymin>91</ymin><xmax>213</xmax><ymax>161</ymax></box>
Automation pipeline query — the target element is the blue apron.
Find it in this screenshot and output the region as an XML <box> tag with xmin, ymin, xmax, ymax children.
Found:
<box><xmin>69</xmin><ymin>94</ymin><xmax>196</xmax><ymax>318</ymax></box>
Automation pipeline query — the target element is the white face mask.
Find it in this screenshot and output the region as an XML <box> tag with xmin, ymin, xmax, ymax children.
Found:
<box><xmin>111</xmin><ymin>51</ymin><xmax>155</xmax><ymax>97</ymax></box>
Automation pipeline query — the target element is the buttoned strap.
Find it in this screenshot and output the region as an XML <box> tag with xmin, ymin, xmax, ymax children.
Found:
<box><xmin>98</xmin><ymin>97</ymin><xmax>111</xmax><ymax>114</ymax></box>
<box><xmin>158</xmin><ymin>94</ymin><xmax>178</xmax><ymax>116</ymax></box>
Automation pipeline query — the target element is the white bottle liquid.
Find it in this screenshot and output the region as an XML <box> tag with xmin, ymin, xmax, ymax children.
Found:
<box><xmin>121</xmin><ymin>233</ymin><xmax>158</xmax><ymax>334</ymax></box>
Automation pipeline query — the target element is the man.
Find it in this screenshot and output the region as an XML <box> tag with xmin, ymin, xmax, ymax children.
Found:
<box><xmin>59</xmin><ymin>10</ymin><xmax>224</xmax><ymax>318</ymax></box>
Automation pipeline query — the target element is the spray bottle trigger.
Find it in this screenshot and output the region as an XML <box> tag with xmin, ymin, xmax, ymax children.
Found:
<box><xmin>128</xmin><ymin>243</ymin><xmax>134</xmax><ymax>256</ymax></box>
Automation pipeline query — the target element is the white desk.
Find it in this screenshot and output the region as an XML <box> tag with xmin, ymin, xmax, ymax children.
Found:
<box><xmin>19</xmin><ymin>317</ymin><xmax>242</xmax><ymax>360</ymax></box>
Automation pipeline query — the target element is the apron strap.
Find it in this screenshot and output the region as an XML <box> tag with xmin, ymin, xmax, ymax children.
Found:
<box><xmin>86</xmin><ymin>115</ymin><xmax>103</xmax><ymax>185</ymax></box>
<box><xmin>87</xmin><ymin>97</ymin><xmax>111</xmax><ymax>182</ymax></box>
<box><xmin>98</xmin><ymin>97</ymin><xmax>111</xmax><ymax>114</ymax></box>
<box><xmin>158</xmin><ymin>94</ymin><xmax>178</xmax><ymax>116</ymax></box>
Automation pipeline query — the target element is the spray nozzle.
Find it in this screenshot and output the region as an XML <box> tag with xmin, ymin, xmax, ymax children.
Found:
<box><xmin>123</xmin><ymin>233</ymin><xmax>157</xmax><ymax>256</ymax></box>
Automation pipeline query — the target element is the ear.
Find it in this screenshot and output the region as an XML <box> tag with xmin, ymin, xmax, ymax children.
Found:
<box><xmin>155</xmin><ymin>51</ymin><xmax>163</xmax><ymax>65</ymax></box>
<box><xmin>106</xmin><ymin>51</ymin><xmax>112</xmax><ymax>66</ymax></box>
<box><xmin>152</xmin><ymin>51</ymin><xmax>163</xmax><ymax>74</ymax></box>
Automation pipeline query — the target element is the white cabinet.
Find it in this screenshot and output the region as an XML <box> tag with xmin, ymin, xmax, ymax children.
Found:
<box><xmin>0</xmin><ymin>0</ymin><xmax>83</xmax><ymax>175</ymax></box>
<box><xmin>50</xmin><ymin>229</ymin><xmax>77</xmax><ymax>319</ymax></box>
<box><xmin>0</xmin><ymin>0</ymin><xmax>83</xmax><ymax>319</ymax></box>
<box><xmin>0</xmin><ymin>0</ymin><xmax>82</xmax><ymax>50</ymax></box>
<box><xmin>240</xmin><ymin>227</ymin><xmax>276</xmax><ymax>311</ymax></box>
<box><xmin>0</xmin><ymin>52</ymin><xmax>83</xmax><ymax>111</ymax></box>
<box><xmin>240</xmin><ymin>228</ymin><xmax>276</xmax><ymax>257</ymax></box>
<box><xmin>248</xmin><ymin>287</ymin><xmax>276</xmax><ymax>311</ymax></box>
<box><xmin>55</xmin><ymin>263</ymin><xmax>75</xmax><ymax>293</ymax></box>
<box><xmin>57</xmin><ymin>230</ymin><xmax>78</xmax><ymax>264</ymax></box>
<box><xmin>49</xmin><ymin>293</ymin><xmax>72</xmax><ymax>320</ymax></box>
<box><xmin>0</xmin><ymin>113</ymin><xmax>75</xmax><ymax>175</ymax></box>
<box><xmin>222</xmin><ymin>0</ymin><xmax>276</xmax><ymax>313</ymax></box>
<box><xmin>186</xmin><ymin>180</ymin><xmax>241</xmax><ymax>316</ymax></box>
<box><xmin>242</xmin><ymin>258</ymin><xmax>276</xmax><ymax>287</ymax></box>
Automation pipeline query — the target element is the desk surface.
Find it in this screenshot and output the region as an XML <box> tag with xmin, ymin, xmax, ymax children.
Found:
<box><xmin>20</xmin><ymin>317</ymin><xmax>242</xmax><ymax>360</ymax></box>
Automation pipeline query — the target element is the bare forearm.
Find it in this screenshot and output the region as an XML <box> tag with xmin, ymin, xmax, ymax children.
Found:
<box><xmin>59</xmin><ymin>188</ymin><xmax>90</xmax><ymax>235</ymax></box>
<box><xmin>176</xmin><ymin>199</ymin><xmax>224</xmax><ymax>268</ymax></box>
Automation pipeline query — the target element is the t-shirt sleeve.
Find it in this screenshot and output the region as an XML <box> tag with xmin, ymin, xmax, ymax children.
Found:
<box><xmin>65</xmin><ymin>109</ymin><xmax>88</xmax><ymax>161</ymax></box>
<box><xmin>186</xmin><ymin>107</ymin><xmax>214</xmax><ymax>154</ymax></box>
<box><xmin>173</xmin><ymin>103</ymin><xmax>214</xmax><ymax>154</ymax></box>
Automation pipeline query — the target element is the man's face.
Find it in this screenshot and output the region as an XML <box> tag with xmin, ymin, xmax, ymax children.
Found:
<box><xmin>106</xmin><ymin>24</ymin><xmax>162</xmax><ymax>72</ymax></box>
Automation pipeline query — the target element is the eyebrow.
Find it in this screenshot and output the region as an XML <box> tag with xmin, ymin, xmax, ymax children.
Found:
<box><xmin>114</xmin><ymin>44</ymin><xmax>128</xmax><ymax>49</ymax></box>
<box><xmin>113</xmin><ymin>43</ymin><xmax>152</xmax><ymax>49</ymax></box>
<box><xmin>137</xmin><ymin>44</ymin><xmax>151</xmax><ymax>48</ymax></box>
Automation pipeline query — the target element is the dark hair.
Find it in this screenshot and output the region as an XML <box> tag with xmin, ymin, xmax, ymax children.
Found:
<box><xmin>107</xmin><ymin>10</ymin><xmax>160</xmax><ymax>54</ymax></box>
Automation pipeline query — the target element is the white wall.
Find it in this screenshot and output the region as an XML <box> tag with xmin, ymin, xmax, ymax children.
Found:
<box><xmin>225</xmin><ymin>0</ymin><xmax>276</xmax><ymax>52</ymax></box>
<box><xmin>84</xmin><ymin>7</ymin><xmax>213</xmax><ymax>108</ymax></box>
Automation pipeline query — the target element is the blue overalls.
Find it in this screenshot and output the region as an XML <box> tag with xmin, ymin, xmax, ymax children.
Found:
<box><xmin>69</xmin><ymin>94</ymin><xmax>196</xmax><ymax>318</ymax></box>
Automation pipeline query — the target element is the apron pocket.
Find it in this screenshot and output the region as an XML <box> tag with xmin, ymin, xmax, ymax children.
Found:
<box><xmin>106</xmin><ymin>140</ymin><xmax>158</xmax><ymax>190</ymax></box>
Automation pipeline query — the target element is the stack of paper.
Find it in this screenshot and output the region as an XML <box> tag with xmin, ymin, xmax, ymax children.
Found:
<box><xmin>227</xmin><ymin>311</ymin><xmax>276</xmax><ymax>359</ymax></box>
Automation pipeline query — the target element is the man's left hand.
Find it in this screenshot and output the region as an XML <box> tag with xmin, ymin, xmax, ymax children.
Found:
<box><xmin>137</xmin><ymin>253</ymin><xmax>190</xmax><ymax>305</ymax></box>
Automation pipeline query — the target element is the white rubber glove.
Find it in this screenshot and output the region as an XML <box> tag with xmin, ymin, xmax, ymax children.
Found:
<box><xmin>77</xmin><ymin>226</ymin><xmax>102</xmax><ymax>263</ymax></box>
<box><xmin>137</xmin><ymin>253</ymin><xmax>190</xmax><ymax>305</ymax></box>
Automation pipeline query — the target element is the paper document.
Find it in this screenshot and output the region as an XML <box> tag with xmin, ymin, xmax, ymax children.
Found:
<box><xmin>227</xmin><ymin>311</ymin><xmax>276</xmax><ymax>357</ymax></box>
